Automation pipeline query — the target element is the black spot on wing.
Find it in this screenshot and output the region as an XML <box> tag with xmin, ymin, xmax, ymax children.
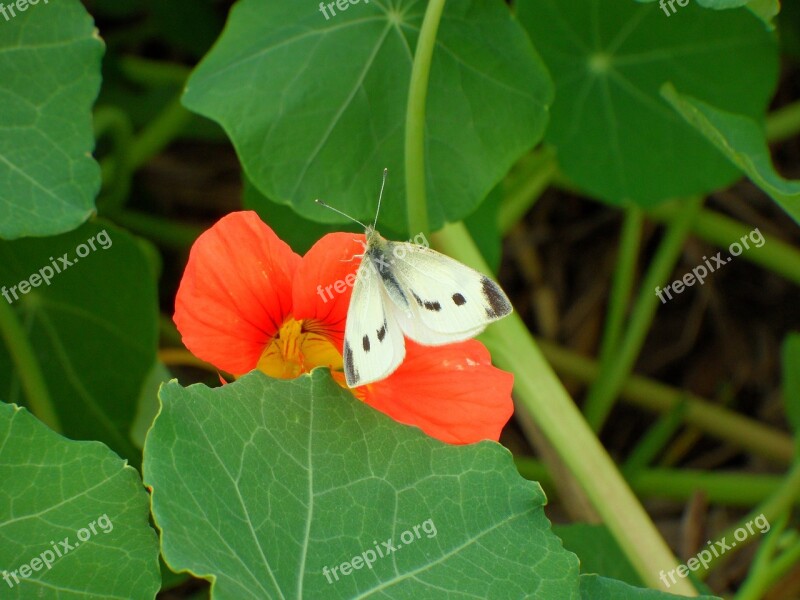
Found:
<box><xmin>362</xmin><ymin>335</ymin><xmax>370</xmax><ymax>352</ymax></box>
<box><xmin>344</xmin><ymin>341</ymin><xmax>359</xmax><ymax>384</ymax></box>
<box><xmin>452</xmin><ymin>293</ymin><xmax>466</xmax><ymax>306</ymax></box>
<box><xmin>410</xmin><ymin>290</ymin><xmax>441</xmax><ymax>312</ymax></box>
<box><xmin>481</xmin><ymin>276</ymin><xmax>511</xmax><ymax>319</ymax></box>
<box><xmin>377</xmin><ymin>320</ymin><xmax>386</xmax><ymax>342</ymax></box>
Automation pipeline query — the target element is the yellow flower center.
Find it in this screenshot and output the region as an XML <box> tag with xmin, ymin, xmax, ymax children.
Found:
<box><xmin>257</xmin><ymin>318</ymin><xmax>344</xmax><ymax>381</ymax></box>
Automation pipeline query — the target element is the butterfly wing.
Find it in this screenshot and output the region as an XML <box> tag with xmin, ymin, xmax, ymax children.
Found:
<box><xmin>343</xmin><ymin>258</ymin><xmax>406</xmax><ymax>387</ymax></box>
<box><xmin>384</xmin><ymin>242</ymin><xmax>512</xmax><ymax>346</ymax></box>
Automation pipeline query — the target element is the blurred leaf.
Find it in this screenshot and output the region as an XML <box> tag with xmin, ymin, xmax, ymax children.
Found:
<box><xmin>782</xmin><ymin>332</ymin><xmax>800</xmax><ymax>442</ymax></box>
<box><xmin>84</xmin><ymin>0</ymin><xmax>142</xmax><ymax>18</ymax></box>
<box><xmin>579</xmin><ymin>574</ymin><xmax>720</xmax><ymax>599</ymax></box>
<box><xmin>780</xmin><ymin>1</ymin><xmax>800</xmax><ymax>59</ymax></box>
<box><xmin>554</xmin><ymin>523</ymin><xmax>643</xmax><ymax>587</ymax></box>
<box><xmin>661</xmin><ymin>83</ymin><xmax>800</xmax><ymax>226</ymax></box>
<box><xmin>144</xmin><ymin>370</ymin><xmax>580</xmax><ymax>598</ymax></box>
<box><xmin>183</xmin><ymin>0</ymin><xmax>553</xmax><ymax>236</ymax></box>
<box><xmin>517</xmin><ymin>0</ymin><xmax>778</xmax><ymax>206</ymax></box>
<box><xmin>0</xmin><ymin>0</ymin><xmax>103</xmax><ymax>239</ymax></box>
<box><xmin>147</xmin><ymin>0</ymin><xmax>222</xmax><ymax>59</ymax></box>
<box><xmin>0</xmin><ymin>222</ymin><xmax>158</xmax><ymax>466</ymax></box>
<box><xmin>0</xmin><ymin>402</ymin><xmax>160</xmax><ymax>598</ymax></box>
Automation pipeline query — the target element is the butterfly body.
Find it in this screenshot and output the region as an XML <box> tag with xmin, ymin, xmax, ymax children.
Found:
<box><xmin>343</xmin><ymin>225</ymin><xmax>512</xmax><ymax>388</ymax></box>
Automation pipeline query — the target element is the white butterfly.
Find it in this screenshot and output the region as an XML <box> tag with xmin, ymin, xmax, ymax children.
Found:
<box><xmin>317</xmin><ymin>170</ymin><xmax>512</xmax><ymax>388</ymax></box>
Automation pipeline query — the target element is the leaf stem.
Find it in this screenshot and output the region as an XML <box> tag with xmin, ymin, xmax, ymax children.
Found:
<box><xmin>498</xmin><ymin>147</ymin><xmax>557</xmax><ymax>232</ymax></box>
<box><xmin>597</xmin><ymin>206</ymin><xmax>643</xmax><ymax>367</ymax></box>
<box><xmin>94</xmin><ymin>106</ymin><xmax>135</xmax><ymax>212</ymax></box>
<box><xmin>537</xmin><ymin>338</ymin><xmax>793</xmax><ymax>464</ymax></box>
<box><xmin>0</xmin><ymin>300</ymin><xmax>61</xmax><ymax>431</ymax></box>
<box><xmin>433</xmin><ymin>222</ymin><xmax>697</xmax><ymax>596</ymax></box>
<box><xmin>128</xmin><ymin>95</ymin><xmax>193</xmax><ymax>171</ymax></box>
<box><xmin>583</xmin><ymin>196</ymin><xmax>704</xmax><ymax>431</ymax></box>
<box><xmin>698</xmin><ymin>458</ymin><xmax>800</xmax><ymax>578</ymax></box>
<box><xmin>647</xmin><ymin>202</ymin><xmax>800</xmax><ymax>286</ymax></box>
<box><xmin>109</xmin><ymin>210</ymin><xmax>202</xmax><ymax>250</ymax></box>
<box><xmin>766</xmin><ymin>99</ymin><xmax>800</xmax><ymax>143</ymax></box>
<box><xmin>404</xmin><ymin>0</ymin><xmax>446</xmax><ymax>236</ymax></box>
<box><xmin>516</xmin><ymin>457</ymin><xmax>800</xmax><ymax>508</ymax></box>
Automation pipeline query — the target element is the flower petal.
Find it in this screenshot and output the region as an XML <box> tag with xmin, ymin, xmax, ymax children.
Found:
<box><xmin>362</xmin><ymin>340</ymin><xmax>514</xmax><ymax>444</ymax></box>
<box><xmin>292</xmin><ymin>232</ymin><xmax>366</xmax><ymax>351</ymax></box>
<box><xmin>174</xmin><ymin>211</ymin><xmax>301</xmax><ymax>374</ymax></box>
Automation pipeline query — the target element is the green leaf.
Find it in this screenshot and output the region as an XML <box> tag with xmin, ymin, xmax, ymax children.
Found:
<box><xmin>579</xmin><ymin>574</ymin><xmax>720</xmax><ymax>599</ymax></box>
<box><xmin>0</xmin><ymin>222</ymin><xmax>158</xmax><ymax>466</ymax></box>
<box><xmin>0</xmin><ymin>0</ymin><xmax>103</xmax><ymax>239</ymax></box>
<box><xmin>661</xmin><ymin>83</ymin><xmax>800</xmax><ymax>226</ymax></box>
<box><xmin>517</xmin><ymin>0</ymin><xmax>778</xmax><ymax>206</ymax></box>
<box><xmin>183</xmin><ymin>0</ymin><xmax>553</xmax><ymax>235</ymax></box>
<box><xmin>0</xmin><ymin>402</ymin><xmax>160</xmax><ymax>598</ymax></box>
<box><xmin>781</xmin><ymin>332</ymin><xmax>800</xmax><ymax>443</ymax></box>
<box><xmin>144</xmin><ymin>370</ymin><xmax>580</xmax><ymax>598</ymax></box>
<box><xmin>554</xmin><ymin>524</ymin><xmax>643</xmax><ymax>587</ymax></box>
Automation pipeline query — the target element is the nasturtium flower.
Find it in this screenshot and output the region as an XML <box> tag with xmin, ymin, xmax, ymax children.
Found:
<box><xmin>174</xmin><ymin>211</ymin><xmax>513</xmax><ymax>444</ymax></box>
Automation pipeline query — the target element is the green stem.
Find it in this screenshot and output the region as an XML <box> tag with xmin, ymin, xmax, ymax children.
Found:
<box><xmin>516</xmin><ymin>457</ymin><xmax>800</xmax><ymax>508</ymax></box>
<box><xmin>699</xmin><ymin>459</ymin><xmax>800</xmax><ymax>578</ymax></box>
<box><xmin>622</xmin><ymin>400</ymin><xmax>687</xmax><ymax>477</ymax></box>
<box><xmin>404</xmin><ymin>0</ymin><xmax>446</xmax><ymax>236</ymax></box>
<box><xmin>584</xmin><ymin>196</ymin><xmax>704</xmax><ymax>431</ymax></box>
<box><xmin>109</xmin><ymin>209</ymin><xmax>203</xmax><ymax>250</ymax></box>
<box><xmin>766</xmin><ymin>99</ymin><xmax>800</xmax><ymax>144</ymax></box>
<box><xmin>118</xmin><ymin>55</ymin><xmax>191</xmax><ymax>87</ymax></box>
<box><xmin>94</xmin><ymin>106</ymin><xmax>135</xmax><ymax>212</ymax></box>
<box><xmin>737</xmin><ymin>537</ymin><xmax>800</xmax><ymax>600</ymax></box>
<box><xmin>498</xmin><ymin>147</ymin><xmax>557</xmax><ymax>232</ymax></box>
<box><xmin>0</xmin><ymin>300</ymin><xmax>61</xmax><ymax>431</ymax></box>
<box><xmin>538</xmin><ymin>338</ymin><xmax>794</xmax><ymax>464</ymax></box>
<box><xmin>648</xmin><ymin>202</ymin><xmax>800</xmax><ymax>287</ymax></box>
<box><xmin>128</xmin><ymin>95</ymin><xmax>193</xmax><ymax>171</ymax></box>
<box><xmin>434</xmin><ymin>222</ymin><xmax>697</xmax><ymax>596</ymax></box>
<box><xmin>734</xmin><ymin>513</ymin><xmax>790</xmax><ymax>600</ymax></box>
<box><xmin>598</xmin><ymin>206</ymin><xmax>643</xmax><ymax>365</ymax></box>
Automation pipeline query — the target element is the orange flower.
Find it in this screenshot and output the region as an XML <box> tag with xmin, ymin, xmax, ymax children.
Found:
<box><xmin>174</xmin><ymin>211</ymin><xmax>513</xmax><ymax>444</ymax></box>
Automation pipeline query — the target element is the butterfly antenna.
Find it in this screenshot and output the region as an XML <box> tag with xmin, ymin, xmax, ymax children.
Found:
<box><xmin>314</xmin><ymin>199</ymin><xmax>368</xmax><ymax>229</ymax></box>
<box><xmin>372</xmin><ymin>168</ymin><xmax>388</xmax><ymax>229</ymax></box>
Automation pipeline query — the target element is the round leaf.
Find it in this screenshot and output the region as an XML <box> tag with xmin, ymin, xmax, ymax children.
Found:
<box><xmin>144</xmin><ymin>370</ymin><xmax>580</xmax><ymax>599</ymax></box>
<box><xmin>517</xmin><ymin>0</ymin><xmax>778</xmax><ymax>206</ymax></box>
<box><xmin>183</xmin><ymin>0</ymin><xmax>552</xmax><ymax>234</ymax></box>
